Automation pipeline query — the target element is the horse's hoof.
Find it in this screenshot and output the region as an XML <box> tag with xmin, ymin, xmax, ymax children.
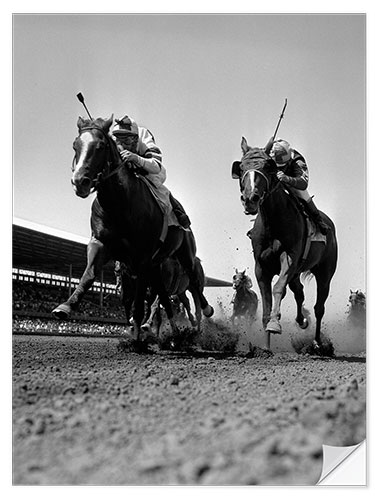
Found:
<box><xmin>133</xmin><ymin>339</ymin><xmax>151</xmax><ymax>354</ymax></box>
<box><xmin>296</xmin><ymin>318</ymin><xmax>309</xmax><ymax>330</ymax></box>
<box><xmin>266</xmin><ymin>319</ymin><xmax>282</xmax><ymax>334</ymax></box>
<box><xmin>141</xmin><ymin>323</ymin><xmax>151</xmax><ymax>332</ymax></box>
<box><xmin>203</xmin><ymin>305</ymin><xmax>214</xmax><ymax>318</ymax></box>
<box><xmin>52</xmin><ymin>304</ymin><xmax>71</xmax><ymax>320</ymax></box>
<box><xmin>312</xmin><ymin>340</ymin><xmax>321</xmax><ymax>354</ymax></box>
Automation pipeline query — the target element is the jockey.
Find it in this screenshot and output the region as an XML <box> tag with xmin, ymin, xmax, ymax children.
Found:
<box><xmin>269</xmin><ymin>139</ymin><xmax>330</xmax><ymax>235</ymax></box>
<box><xmin>111</xmin><ymin>115</ymin><xmax>191</xmax><ymax>229</ymax></box>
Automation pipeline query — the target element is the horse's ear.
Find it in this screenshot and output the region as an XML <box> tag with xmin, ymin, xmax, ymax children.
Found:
<box><xmin>235</xmin><ymin>268</ymin><xmax>238</xmax><ymax>273</ymax></box>
<box><xmin>241</xmin><ymin>136</ymin><xmax>250</xmax><ymax>155</ymax></box>
<box><xmin>103</xmin><ymin>114</ymin><xmax>114</xmax><ymax>133</ymax></box>
<box><xmin>77</xmin><ymin>116</ymin><xmax>85</xmax><ymax>131</ymax></box>
<box><xmin>231</xmin><ymin>161</ymin><xmax>241</xmax><ymax>179</ymax></box>
<box><xmin>350</xmin><ymin>289</ymin><xmax>353</xmax><ymax>294</ymax></box>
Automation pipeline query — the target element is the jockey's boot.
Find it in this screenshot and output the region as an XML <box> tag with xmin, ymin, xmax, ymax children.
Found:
<box><xmin>169</xmin><ymin>194</ymin><xmax>191</xmax><ymax>229</ymax></box>
<box><xmin>305</xmin><ymin>198</ymin><xmax>330</xmax><ymax>236</ymax></box>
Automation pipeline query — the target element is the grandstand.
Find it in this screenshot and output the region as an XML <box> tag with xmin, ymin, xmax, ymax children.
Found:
<box><xmin>13</xmin><ymin>218</ymin><xmax>232</xmax><ymax>332</ymax></box>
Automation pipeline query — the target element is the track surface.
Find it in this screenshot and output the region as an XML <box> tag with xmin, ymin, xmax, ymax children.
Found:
<box><xmin>13</xmin><ymin>335</ymin><xmax>366</xmax><ymax>485</ymax></box>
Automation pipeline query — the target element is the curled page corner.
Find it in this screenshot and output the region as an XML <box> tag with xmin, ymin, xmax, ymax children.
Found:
<box><xmin>317</xmin><ymin>440</ymin><xmax>366</xmax><ymax>485</ymax></box>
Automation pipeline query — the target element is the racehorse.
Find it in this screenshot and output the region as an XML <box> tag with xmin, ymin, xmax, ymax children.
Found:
<box><xmin>231</xmin><ymin>138</ymin><xmax>338</xmax><ymax>353</ymax></box>
<box><xmin>52</xmin><ymin>116</ymin><xmax>213</xmax><ymax>346</ymax></box>
<box><xmin>347</xmin><ymin>289</ymin><xmax>366</xmax><ymax>328</ymax></box>
<box><xmin>142</xmin><ymin>256</ymin><xmax>206</xmax><ymax>334</ymax></box>
<box><xmin>231</xmin><ymin>269</ymin><xmax>258</xmax><ymax>325</ymax></box>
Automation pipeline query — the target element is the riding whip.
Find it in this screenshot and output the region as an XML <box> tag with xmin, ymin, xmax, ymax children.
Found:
<box><xmin>273</xmin><ymin>98</ymin><xmax>288</xmax><ymax>139</ymax></box>
<box><xmin>265</xmin><ymin>98</ymin><xmax>288</xmax><ymax>153</ymax></box>
<box><xmin>76</xmin><ymin>92</ymin><xmax>93</xmax><ymax>119</ymax></box>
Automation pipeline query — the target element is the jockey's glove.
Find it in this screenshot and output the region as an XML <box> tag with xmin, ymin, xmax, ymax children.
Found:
<box><xmin>120</xmin><ymin>149</ymin><xmax>161</xmax><ymax>175</ymax></box>
<box><xmin>277</xmin><ymin>171</ymin><xmax>300</xmax><ymax>187</ymax></box>
<box><xmin>276</xmin><ymin>170</ymin><xmax>289</xmax><ymax>183</ymax></box>
<box><xmin>120</xmin><ymin>149</ymin><xmax>138</xmax><ymax>164</ymax></box>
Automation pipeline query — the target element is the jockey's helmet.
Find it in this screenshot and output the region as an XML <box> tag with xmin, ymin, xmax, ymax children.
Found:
<box><xmin>270</xmin><ymin>139</ymin><xmax>291</xmax><ymax>167</ymax></box>
<box><xmin>112</xmin><ymin>115</ymin><xmax>139</xmax><ymax>137</ymax></box>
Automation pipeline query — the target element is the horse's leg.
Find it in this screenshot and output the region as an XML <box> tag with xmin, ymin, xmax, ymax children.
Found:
<box><xmin>141</xmin><ymin>293</ymin><xmax>159</xmax><ymax>331</ymax></box>
<box><xmin>310</xmin><ymin>268</ymin><xmax>333</xmax><ymax>348</ymax></box>
<box><xmin>132</xmin><ymin>274</ymin><xmax>150</xmax><ymax>342</ymax></box>
<box><xmin>175</xmin><ymin>233</ymin><xmax>214</xmax><ymax>317</ymax></box>
<box><xmin>180</xmin><ymin>291</ymin><xmax>199</xmax><ymax>327</ymax></box>
<box><xmin>122</xmin><ymin>292</ymin><xmax>134</xmax><ymax>326</ymax></box>
<box><xmin>255</xmin><ymin>262</ymin><xmax>273</xmax><ymax>350</ymax></box>
<box><xmin>149</xmin><ymin>263</ymin><xmax>179</xmax><ymax>335</ymax></box>
<box><xmin>120</xmin><ymin>275</ymin><xmax>136</xmax><ymax>326</ymax></box>
<box><xmin>157</xmin><ymin>288</ymin><xmax>179</xmax><ymax>334</ymax></box>
<box><xmin>288</xmin><ymin>275</ymin><xmax>309</xmax><ymax>329</ymax></box>
<box><xmin>266</xmin><ymin>251</ymin><xmax>292</xmax><ymax>335</ymax></box>
<box><xmin>52</xmin><ymin>236</ymin><xmax>109</xmax><ymax>319</ymax></box>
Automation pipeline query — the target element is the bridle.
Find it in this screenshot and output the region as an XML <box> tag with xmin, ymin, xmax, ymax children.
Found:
<box><xmin>72</xmin><ymin>125</ymin><xmax>126</xmax><ymax>193</ymax></box>
<box><xmin>240</xmin><ymin>167</ymin><xmax>271</xmax><ymax>206</ymax></box>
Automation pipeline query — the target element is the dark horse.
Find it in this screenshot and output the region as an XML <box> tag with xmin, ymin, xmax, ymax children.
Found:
<box><xmin>232</xmin><ymin>138</ymin><xmax>338</xmax><ymax>353</ymax></box>
<box><xmin>347</xmin><ymin>289</ymin><xmax>366</xmax><ymax>328</ymax></box>
<box><xmin>231</xmin><ymin>269</ymin><xmax>258</xmax><ymax>325</ymax></box>
<box><xmin>52</xmin><ymin>116</ymin><xmax>213</xmax><ymax>345</ymax></box>
<box><xmin>142</xmin><ymin>255</ymin><xmax>207</xmax><ymax>333</ymax></box>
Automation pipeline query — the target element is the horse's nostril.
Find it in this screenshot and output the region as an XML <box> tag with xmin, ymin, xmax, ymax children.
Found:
<box><xmin>72</xmin><ymin>175</ymin><xmax>92</xmax><ymax>193</ymax></box>
<box><xmin>81</xmin><ymin>177</ymin><xmax>91</xmax><ymax>188</ymax></box>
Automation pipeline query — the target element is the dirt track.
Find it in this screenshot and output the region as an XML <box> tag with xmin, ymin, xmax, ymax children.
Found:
<box><xmin>12</xmin><ymin>332</ymin><xmax>366</xmax><ymax>486</ymax></box>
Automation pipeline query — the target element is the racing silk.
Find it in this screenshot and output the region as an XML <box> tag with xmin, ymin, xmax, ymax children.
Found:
<box><xmin>279</xmin><ymin>149</ymin><xmax>309</xmax><ymax>191</ymax></box>
<box><xmin>136</xmin><ymin>127</ymin><xmax>166</xmax><ymax>186</ymax></box>
<box><xmin>135</xmin><ymin>127</ymin><xmax>178</xmax><ymax>226</ymax></box>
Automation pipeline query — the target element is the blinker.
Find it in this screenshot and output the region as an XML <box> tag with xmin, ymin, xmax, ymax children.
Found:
<box><xmin>231</xmin><ymin>161</ymin><xmax>242</xmax><ymax>179</ymax></box>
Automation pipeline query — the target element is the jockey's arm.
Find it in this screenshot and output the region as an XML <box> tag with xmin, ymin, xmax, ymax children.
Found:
<box><xmin>120</xmin><ymin>126</ymin><xmax>163</xmax><ymax>175</ymax></box>
<box><xmin>132</xmin><ymin>153</ymin><xmax>161</xmax><ymax>174</ymax></box>
<box><xmin>279</xmin><ymin>160</ymin><xmax>309</xmax><ymax>190</ymax></box>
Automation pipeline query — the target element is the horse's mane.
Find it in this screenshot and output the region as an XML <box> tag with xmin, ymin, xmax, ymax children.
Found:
<box><xmin>78</xmin><ymin>117</ymin><xmax>110</xmax><ymax>130</ymax></box>
<box><xmin>242</xmin><ymin>147</ymin><xmax>278</xmax><ymax>175</ymax></box>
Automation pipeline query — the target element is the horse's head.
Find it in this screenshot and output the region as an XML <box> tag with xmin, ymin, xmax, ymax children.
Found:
<box><xmin>232</xmin><ymin>268</ymin><xmax>252</xmax><ymax>290</ymax></box>
<box><xmin>71</xmin><ymin>115</ymin><xmax>114</xmax><ymax>198</ymax></box>
<box><xmin>349</xmin><ymin>289</ymin><xmax>366</xmax><ymax>308</ymax></box>
<box><xmin>231</xmin><ymin>137</ymin><xmax>277</xmax><ymax>215</ymax></box>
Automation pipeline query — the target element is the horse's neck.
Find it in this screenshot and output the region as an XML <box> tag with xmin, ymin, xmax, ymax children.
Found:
<box><xmin>261</xmin><ymin>187</ymin><xmax>303</xmax><ymax>236</ymax></box>
<box><xmin>235</xmin><ymin>285</ymin><xmax>248</xmax><ymax>297</ymax></box>
<box><xmin>97</xmin><ymin>150</ymin><xmax>145</xmax><ymax>214</ymax></box>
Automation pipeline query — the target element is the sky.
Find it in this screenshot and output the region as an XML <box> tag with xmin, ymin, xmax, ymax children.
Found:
<box><xmin>11</xmin><ymin>11</ymin><xmax>368</xmax><ymax>348</ymax></box>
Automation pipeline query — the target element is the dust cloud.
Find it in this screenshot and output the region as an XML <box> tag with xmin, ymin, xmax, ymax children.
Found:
<box><xmin>201</xmin><ymin>282</ymin><xmax>365</xmax><ymax>354</ymax></box>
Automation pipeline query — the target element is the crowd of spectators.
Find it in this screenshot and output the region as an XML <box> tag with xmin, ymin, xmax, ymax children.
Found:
<box><xmin>13</xmin><ymin>280</ymin><xmax>125</xmax><ymax>321</ymax></box>
<box><xmin>13</xmin><ymin>317</ymin><xmax>127</xmax><ymax>336</ymax></box>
